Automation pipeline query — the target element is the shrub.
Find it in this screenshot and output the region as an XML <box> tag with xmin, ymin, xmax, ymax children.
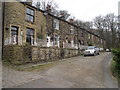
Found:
<box><xmin>87</xmin><ymin>41</ymin><xmax>93</xmax><ymax>46</ymax></box>
<box><xmin>111</xmin><ymin>48</ymin><xmax>120</xmax><ymax>80</ymax></box>
<box><xmin>37</xmin><ymin>33</ymin><xmax>43</xmax><ymax>39</ymax></box>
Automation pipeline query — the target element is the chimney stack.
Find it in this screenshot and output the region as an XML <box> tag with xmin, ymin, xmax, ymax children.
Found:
<box><xmin>69</xmin><ymin>18</ymin><xmax>74</xmax><ymax>23</ymax></box>
<box><xmin>46</xmin><ymin>4</ymin><xmax>52</xmax><ymax>13</ymax></box>
<box><xmin>25</xmin><ymin>0</ymin><xmax>32</xmax><ymax>5</ymax></box>
<box><xmin>59</xmin><ymin>12</ymin><xmax>65</xmax><ymax>19</ymax></box>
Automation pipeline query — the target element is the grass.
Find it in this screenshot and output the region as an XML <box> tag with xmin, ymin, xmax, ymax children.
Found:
<box><xmin>2</xmin><ymin>53</ymin><xmax>83</xmax><ymax>72</ymax></box>
<box><xmin>22</xmin><ymin>63</ymin><xmax>55</xmax><ymax>71</ymax></box>
<box><xmin>111</xmin><ymin>60</ymin><xmax>120</xmax><ymax>81</ymax></box>
<box><xmin>2</xmin><ymin>60</ymin><xmax>56</xmax><ymax>72</ymax></box>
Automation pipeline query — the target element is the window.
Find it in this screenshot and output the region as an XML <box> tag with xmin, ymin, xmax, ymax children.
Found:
<box><xmin>81</xmin><ymin>40</ymin><xmax>84</xmax><ymax>45</ymax></box>
<box><xmin>81</xmin><ymin>32</ymin><xmax>84</xmax><ymax>37</ymax></box>
<box><xmin>54</xmin><ymin>35</ymin><xmax>59</xmax><ymax>46</ymax></box>
<box><xmin>70</xmin><ymin>26</ymin><xmax>74</xmax><ymax>34</ymax></box>
<box><xmin>26</xmin><ymin>7</ymin><xmax>35</xmax><ymax>22</ymax></box>
<box><xmin>79</xmin><ymin>40</ymin><xmax>81</xmax><ymax>45</ymax></box>
<box><xmin>53</xmin><ymin>19</ymin><xmax>59</xmax><ymax>30</ymax></box>
<box><xmin>54</xmin><ymin>35</ymin><xmax>59</xmax><ymax>45</ymax></box>
<box><xmin>11</xmin><ymin>26</ymin><xmax>18</xmax><ymax>44</ymax></box>
<box><xmin>101</xmin><ymin>39</ymin><xmax>103</xmax><ymax>43</ymax></box>
<box><xmin>26</xmin><ymin>28</ymin><xmax>34</xmax><ymax>45</ymax></box>
<box><xmin>88</xmin><ymin>34</ymin><xmax>91</xmax><ymax>39</ymax></box>
<box><xmin>47</xmin><ymin>38</ymin><xmax>49</xmax><ymax>42</ymax></box>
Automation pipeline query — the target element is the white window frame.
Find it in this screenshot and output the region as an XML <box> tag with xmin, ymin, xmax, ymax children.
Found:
<box><xmin>11</xmin><ymin>26</ymin><xmax>19</xmax><ymax>45</ymax></box>
<box><xmin>70</xmin><ymin>26</ymin><xmax>74</xmax><ymax>34</ymax></box>
<box><xmin>88</xmin><ymin>34</ymin><xmax>91</xmax><ymax>39</ymax></box>
<box><xmin>54</xmin><ymin>19</ymin><xmax>59</xmax><ymax>30</ymax></box>
<box><xmin>26</xmin><ymin>7</ymin><xmax>35</xmax><ymax>22</ymax></box>
<box><xmin>54</xmin><ymin>35</ymin><xmax>60</xmax><ymax>47</ymax></box>
<box><xmin>26</xmin><ymin>28</ymin><xmax>35</xmax><ymax>45</ymax></box>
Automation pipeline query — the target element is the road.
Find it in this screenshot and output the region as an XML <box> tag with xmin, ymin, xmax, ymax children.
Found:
<box><xmin>0</xmin><ymin>60</ymin><xmax>2</xmax><ymax>89</ymax></box>
<box><xmin>9</xmin><ymin>52</ymin><xmax>118</xmax><ymax>88</ymax></box>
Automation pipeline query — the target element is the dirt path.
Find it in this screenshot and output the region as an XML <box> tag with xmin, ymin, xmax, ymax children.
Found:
<box><xmin>3</xmin><ymin>52</ymin><xmax>118</xmax><ymax>88</ymax></box>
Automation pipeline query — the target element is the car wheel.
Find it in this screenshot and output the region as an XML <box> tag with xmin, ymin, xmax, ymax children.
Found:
<box><xmin>98</xmin><ymin>53</ymin><xmax>100</xmax><ymax>55</ymax></box>
<box><xmin>93</xmin><ymin>52</ymin><xmax>96</xmax><ymax>56</ymax></box>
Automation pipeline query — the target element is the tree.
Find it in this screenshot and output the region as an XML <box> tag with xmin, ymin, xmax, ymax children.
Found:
<box><xmin>59</xmin><ymin>10</ymin><xmax>70</xmax><ymax>20</ymax></box>
<box><xmin>93</xmin><ymin>13</ymin><xmax>119</xmax><ymax>48</ymax></box>
<box><xmin>74</xmin><ymin>19</ymin><xmax>93</xmax><ymax>30</ymax></box>
<box><xmin>34</xmin><ymin>0</ymin><xmax>59</xmax><ymax>15</ymax></box>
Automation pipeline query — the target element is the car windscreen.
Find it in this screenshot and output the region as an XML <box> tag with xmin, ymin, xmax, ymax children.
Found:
<box><xmin>87</xmin><ymin>46</ymin><xmax>95</xmax><ymax>49</ymax></box>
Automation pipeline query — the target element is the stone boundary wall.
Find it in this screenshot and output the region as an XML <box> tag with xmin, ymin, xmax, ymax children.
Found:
<box><xmin>3</xmin><ymin>45</ymin><xmax>79</xmax><ymax>65</ymax></box>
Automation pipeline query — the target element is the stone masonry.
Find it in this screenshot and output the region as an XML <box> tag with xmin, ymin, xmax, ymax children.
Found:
<box><xmin>3</xmin><ymin>1</ymin><xmax>105</xmax><ymax>48</ymax></box>
<box><xmin>2</xmin><ymin>1</ymin><xmax>106</xmax><ymax>64</ymax></box>
<box><xmin>4</xmin><ymin>2</ymin><xmax>47</xmax><ymax>45</ymax></box>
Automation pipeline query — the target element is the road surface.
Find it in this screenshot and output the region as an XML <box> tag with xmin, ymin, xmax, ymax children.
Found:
<box><xmin>8</xmin><ymin>52</ymin><xmax>118</xmax><ymax>88</ymax></box>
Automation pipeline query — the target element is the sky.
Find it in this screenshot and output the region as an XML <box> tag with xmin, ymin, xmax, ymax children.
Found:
<box><xmin>53</xmin><ymin>0</ymin><xmax>119</xmax><ymax>21</ymax></box>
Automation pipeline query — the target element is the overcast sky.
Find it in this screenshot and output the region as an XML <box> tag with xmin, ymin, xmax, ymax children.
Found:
<box><xmin>33</xmin><ymin>0</ymin><xmax>119</xmax><ymax>21</ymax></box>
<box><xmin>53</xmin><ymin>0</ymin><xmax>119</xmax><ymax>21</ymax></box>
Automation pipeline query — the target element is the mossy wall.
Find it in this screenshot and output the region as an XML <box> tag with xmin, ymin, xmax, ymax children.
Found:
<box><xmin>3</xmin><ymin>45</ymin><xmax>79</xmax><ymax>65</ymax></box>
<box><xmin>3</xmin><ymin>45</ymin><xmax>32</xmax><ymax>64</ymax></box>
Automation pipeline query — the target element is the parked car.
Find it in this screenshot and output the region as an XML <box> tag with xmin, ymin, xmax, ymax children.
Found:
<box><xmin>99</xmin><ymin>48</ymin><xmax>104</xmax><ymax>52</ymax></box>
<box><xmin>106</xmin><ymin>49</ymin><xmax>111</xmax><ymax>52</ymax></box>
<box><xmin>84</xmin><ymin>46</ymin><xmax>100</xmax><ymax>56</ymax></box>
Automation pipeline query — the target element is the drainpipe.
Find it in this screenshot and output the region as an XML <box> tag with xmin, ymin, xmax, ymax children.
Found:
<box><xmin>43</xmin><ymin>11</ymin><xmax>48</xmax><ymax>47</ymax></box>
<box><xmin>59</xmin><ymin>19</ymin><xmax>64</xmax><ymax>58</ymax></box>
<box><xmin>52</xmin><ymin>16</ymin><xmax>54</xmax><ymax>47</ymax></box>
<box><xmin>2</xmin><ymin>2</ymin><xmax>5</xmax><ymax>60</ymax></box>
<box><xmin>77</xmin><ymin>28</ymin><xmax>80</xmax><ymax>55</ymax></box>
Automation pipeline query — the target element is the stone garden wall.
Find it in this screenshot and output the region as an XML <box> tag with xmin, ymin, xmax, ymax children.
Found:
<box><xmin>3</xmin><ymin>45</ymin><xmax>79</xmax><ymax>65</ymax></box>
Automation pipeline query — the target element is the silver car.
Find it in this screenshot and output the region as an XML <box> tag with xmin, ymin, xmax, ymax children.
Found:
<box><xmin>84</xmin><ymin>46</ymin><xmax>99</xmax><ymax>56</ymax></box>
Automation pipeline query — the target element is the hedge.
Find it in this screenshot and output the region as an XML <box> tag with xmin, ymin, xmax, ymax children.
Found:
<box><xmin>111</xmin><ymin>48</ymin><xmax>120</xmax><ymax>80</ymax></box>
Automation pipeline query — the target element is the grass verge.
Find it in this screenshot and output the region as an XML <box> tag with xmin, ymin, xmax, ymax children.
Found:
<box><xmin>111</xmin><ymin>60</ymin><xmax>120</xmax><ymax>81</ymax></box>
<box><xmin>2</xmin><ymin>60</ymin><xmax>56</xmax><ymax>72</ymax></box>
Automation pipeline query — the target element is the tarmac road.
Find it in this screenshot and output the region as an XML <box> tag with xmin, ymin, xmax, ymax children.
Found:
<box><xmin>11</xmin><ymin>52</ymin><xmax>118</xmax><ymax>88</ymax></box>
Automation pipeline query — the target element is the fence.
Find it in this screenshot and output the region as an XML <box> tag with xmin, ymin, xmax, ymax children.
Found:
<box><xmin>4</xmin><ymin>37</ymin><xmax>88</xmax><ymax>50</ymax></box>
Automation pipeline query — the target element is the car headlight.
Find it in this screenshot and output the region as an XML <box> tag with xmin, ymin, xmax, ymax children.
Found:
<box><xmin>90</xmin><ymin>51</ymin><xmax>94</xmax><ymax>53</ymax></box>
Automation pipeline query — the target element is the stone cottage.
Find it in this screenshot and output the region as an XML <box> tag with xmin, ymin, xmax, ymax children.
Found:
<box><xmin>2</xmin><ymin>1</ymin><xmax>106</xmax><ymax>64</ymax></box>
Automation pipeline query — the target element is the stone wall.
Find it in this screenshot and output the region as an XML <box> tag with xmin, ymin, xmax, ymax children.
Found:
<box><xmin>4</xmin><ymin>2</ymin><xmax>47</xmax><ymax>45</ymax></box>
<box><xmin>4</xmin><ymin>1</ymin><xmax>105</xmax><ymax>48</ymax></box>
<box><xmin>3</xmin><ymin>45</ymin><xmax>79</xmax><ymax>65</ymax></box>
<box><xmin>3</xmin><ymin>45</ymin><xmax>31</xmax><ymax>64</ymax></box>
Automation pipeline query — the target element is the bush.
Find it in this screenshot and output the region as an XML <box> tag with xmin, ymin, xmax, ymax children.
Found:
<box><xmin>87</xmin><ymin>42</ymin><xmax>93</xmax><ymax>46</ymax></box>
<box><xmin>111</xmin><ymin>48</ymin><xmax>120</xmax><ymax>80</ymax></box>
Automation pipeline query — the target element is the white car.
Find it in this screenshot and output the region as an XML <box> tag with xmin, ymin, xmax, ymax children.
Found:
<box><xmin>99</xmin><ymin>48</ymin><xmax>104</xmax><ymax>52</ymax></box>
<box><xmin>106</xmin><ymin>49</ymin><xmax>110</xmax><ymax>52</ymax></box>
<box><xmin>84</xmin><ymin>46</ymin><xmax>99</xmax><ymax>56</ymax></box>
